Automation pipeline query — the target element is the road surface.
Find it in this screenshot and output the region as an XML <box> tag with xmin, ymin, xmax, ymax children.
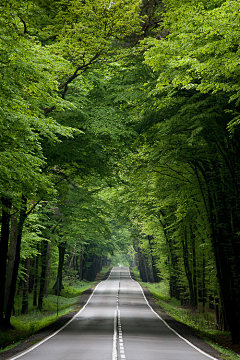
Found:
<box><xmin>9</xmin><ymin>267</ymin><xmax>219</xmax><ymax>360</ymax></box>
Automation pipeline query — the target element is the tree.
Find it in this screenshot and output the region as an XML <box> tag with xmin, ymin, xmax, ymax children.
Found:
<box><xmin>134</xmin><ymin>0</ymin><xmax>240</xmax><ymax>341</ymax></box>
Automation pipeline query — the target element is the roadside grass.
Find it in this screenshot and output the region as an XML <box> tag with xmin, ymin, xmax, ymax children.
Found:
<box><xmin>142</xmin><ymin>281</ymin><xmax>240</xmax><ymax>360</ymax></box>
<box><xmin>130</xmin><ymin>266</ymin><xmax>141</xmax><ymax>282</ymax></box>
<box><xmin>0</xmin><ymin>267</ymin><xmax>111</xmax><ymax>352</ymax></box>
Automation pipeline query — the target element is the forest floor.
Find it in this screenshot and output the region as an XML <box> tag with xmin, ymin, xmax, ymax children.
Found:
<box><xmin>0</xmin><ymin>268</ymin><xmax>240</xmax><ymax>360</ymax></box>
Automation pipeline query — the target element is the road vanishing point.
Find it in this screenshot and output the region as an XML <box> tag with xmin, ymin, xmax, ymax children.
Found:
<box><xmin>9</xmin><ymin>267</ymin><xmax>219</xmax><ymax>360</ymax></box>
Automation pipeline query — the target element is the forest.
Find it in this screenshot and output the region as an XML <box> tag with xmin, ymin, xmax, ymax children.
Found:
<box><xmin>1</xmin><ymin>0</ymin><xmax>240</xmax><ymax>348</ymax></box>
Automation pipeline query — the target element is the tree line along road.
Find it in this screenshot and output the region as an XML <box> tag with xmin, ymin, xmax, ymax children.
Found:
<box><xmin>7</xmin><ymin>267</ymin><xmax>222</xmax><ymax>360</ymax></box>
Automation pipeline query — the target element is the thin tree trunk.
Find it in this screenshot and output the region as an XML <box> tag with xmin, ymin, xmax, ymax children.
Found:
<box><xmin>182</xmin><ymin>226</ymin><xmax>196</xmax><ymax>309</ymax></box>
<box><xmin>38</xmin><ymin>240</ymin><xmax>49</xmax><ymax>310</ymax></box>
<box><xmin>33</xmin><ymin>246</ymin><xmax>39</xmax><ymax>307</ymax></box>
<box><xmin>5</xmin><ymin>195</ymin><xmax>27</xmax><ymax>328</ymax></box>
<box><xmin>56</xmin><ymin>242</ymin><xmax>66</xmax><ymax>294</ymax></box>
<box><xmin>4</xmin><ymin>212</ymin><xmax>18</xmax><ymax>314</ymax></box>
<box><xmin>0</xmin><ymin>197</ymin><xmax>12</xmax><ymax>325</ymax></box>
<box><xmin>190</xmin><ymin>226</ymin><xmax>198</xmax><ymax>308</ymax></box>
<box><xmin>148</xmin><ymin>235</ymin><xmax>160</xmax><ymax>283</ymax></box>
<box><xmin>21</xmin><ymin>258</ymin><xmax>31</xmax><ymax>314</ymax></box>
<box><xmin>67</xmin><ymin>243</ymin><xmax>77</xmax><ymax>274</ymax></box>
<box><xmin>79</xmin><ymin>243</ymin><xmax>84</xmax><ymax>280</ymax></box>
<box><xmin>202</xmin><ymin>252</ymin><xmax>206</xmax><ymax>310</ymax></box>
<box><xmin>44</xmin><ymin>241</ymin><xmax>51</xmax><ymax>297</ymax></box>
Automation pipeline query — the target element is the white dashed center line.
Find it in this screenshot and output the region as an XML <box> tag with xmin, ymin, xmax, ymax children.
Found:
<box><xmin>112</xmin><ymin>277</ymin><xmax>126</xmax><ymax>360</ymax></box>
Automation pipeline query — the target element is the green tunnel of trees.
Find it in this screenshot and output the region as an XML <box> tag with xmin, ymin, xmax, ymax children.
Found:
<box><xmin>1</xmin><ymin>0</ymin><xmax>240</xmax><ymax>345</ymax></box>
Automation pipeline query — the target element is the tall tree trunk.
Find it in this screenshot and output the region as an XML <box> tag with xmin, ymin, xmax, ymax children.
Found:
<box><xmin>21</xmin><ymin>258</ymin><xmax>31</xmax><ymax>314</ymax></box>
<box><xmin>4</xmin><ymin>212</ymin><xmax>18</xmax><ymax>314</ymax></box>
<box><xmin>159</xmin><ymin>214</ymin><xmax>180</xmax><ymax>300</ymax></box>
<box><xmin>0</xmin><ymin>197</ymin><xmax>12</xmax><ymax>325</ymax></box>
<box><xmin>197</xmin><ymin>159</ymin><xmax>240</xmax><ymax>343</ymax></box>
<box><xmin>56</xmin><ymin>242</ymin><xmax>66</xmax><ymax>295</ymax></box>
<box><xmin>33</xmin><ymin>245</ymin><xmax>39</xmax><ymax>307</ymax></box>
<box><xmin>44</xmin><ymin>241</ymin><xmax>51</xmax><ymax>297</ymax></box>
<box><xmin>148</xmin><ymin>235</ymin><xmax>161</xmax><ymax>283</ymax></box>
<box><xmin>202</xmin><ymin>252</ymin><xmax>206</xmax><ymax>310</ymax></box>
<box><xmin>5</xmin><ymin>195</ymin><xmax>27</xmax><ymax>328</ymax></box>
<box><xmin>67</xmin><ymin>243</ymin><xmax>77</xmax><ymax>274</ymax></box>
<box><xmin>190</xmin><ymin>226</ymin><xmax>198</xmax><ymax>308</ymax></box>
<box><xmin>79</xmin><ymin>243</ymin><xmax>84</xmax><ymax>280</ymax></box>
<box><xmin>38</xmin><ymin>240</ymin><xmax>49</xmax><ymax>310</ymax></box>
<box><xmin>182</xmin><ymin>226</ymin><xmax>196</xmax><ymax>309</ymax></box>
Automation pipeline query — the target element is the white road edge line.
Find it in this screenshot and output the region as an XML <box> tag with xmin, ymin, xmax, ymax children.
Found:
<box><xmin>128</xmin><ymin>268</ymin><xmax>219</xmax><ymax>360</ymax></box>
<box><xmin>9</xmin><ymin>268</ymin><xmax>115</xmax><ymax>360</ymax></box>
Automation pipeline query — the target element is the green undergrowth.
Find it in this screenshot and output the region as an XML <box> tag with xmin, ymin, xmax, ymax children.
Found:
<box><xmin>0</xmin><ymin>267</ymin><xmax>111</xmax><ymax>352</ymax></box>
<box><xmin>130</xmin><ymin>267</ymin><xmax>141</xmax><ymax>282</ymax></box>
<box><xmin>143</xmin><ymin>281</ymin><xmax>240</xmax><ymax>360</ymax></box>
<box><xmin>146</xmin><ymin>282</ymin><xmax>216</xmax><ymax>330</ymax></box>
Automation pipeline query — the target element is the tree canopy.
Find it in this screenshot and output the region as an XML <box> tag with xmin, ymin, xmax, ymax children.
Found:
<box><xmin>1</xmin><ymin>0</ymin><xmax>240</xmax><ymax>346</ymax></box>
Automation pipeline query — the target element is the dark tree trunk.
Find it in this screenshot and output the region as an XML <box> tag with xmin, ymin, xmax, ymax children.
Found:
<box><xmin>44</xmin><ymin>241</ymin><xmax>51</xmax><ymax>297</ymax></box>
<box><xmin>138</xmin><ymin>250</ymin><xmax>151</xmax><ymax>283</ymax></box>
<box><xmin>182</xmin><ymin>226</ymin><xmax>197</xmax><ymax>309</ymax></box>
<box><xmin>21</xmin><ymin>258</ymin><xmax>31</xmax><ymax>314</ymax></box>
<box><xmin>190</xmin><ymin>226</ymin><xmax>198</xmax><ymax>308</ymax></box>
<box><xmin>148</xmin><ymin>235</ymin><xmax>161</xmax><ymax>283</ymax></box>
<box><xmin>38</xmin><ymin>240</ymin><xmax>49</xmax><ymax>310</ymax></box>
<box><xmin>202</xmin><ymin>252</ymin><xmax>206</xmax><ymax>310</ymax></box>
<box><xmin>67</xmin><ymin>243</ymin><xmax>76</xmax><ymax>274</ymax></box>
<box><xmin>56</xmin><ymin>242</ymin><xmax>66</xmax><ymax>295</ymax></box>
<box><xmin>0</xmin><ymin>197</ymin><xmax>12</xmax><ymax>325</ymax></box>
<box><xmin>159</xmin><ymin>215</ymin><xmax>180</xmax><ymax>300</ymax></box>
<box><xmin>4</xmin><ymin>195</ymin><xmax>27</xmax><ymax>328</ymax></box>
<box><xmin>79</xmin><ymin>243</ymin><xmax>84</xmax><ymax>280</ymax></box>
<box><xmin>196</xmin><ymin>159</ymin><xmax>240</xmax><ymax>343</ymax></box>
<box><xmin>4</xmin><ymin>212</ymin><xmax>18</xmax><ymax>314</ymax></box>
<box><xmin>33</xmin><ymin>246</ymin><xmax>39</xmax><ymax>307</ymax></box>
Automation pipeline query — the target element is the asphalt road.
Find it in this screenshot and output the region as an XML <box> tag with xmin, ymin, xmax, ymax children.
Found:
<box><xmin>9</xmin><ymin>267</ymin><xmax>219</xmax><ymax>360</ymax></box>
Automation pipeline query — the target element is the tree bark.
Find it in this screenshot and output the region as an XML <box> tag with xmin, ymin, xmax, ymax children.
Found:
<box><xmin>79</xmin><ymin>243</ymin><xmax>84</xmax><ymax>280</ymax></box>
<box><xmin>0</xmin><ymin>197</ymin><xmax>12</xmax><ymax>325</ymax></box>
<box><xmin>38</xmin><ymin>240</ymin><xmax>49</xmax><ymax>310</ymax></box>
<box><xmin>148</xmin><ymin>235</ymin><xmax>161</xmax><ymax>283</ymax></box>
<box><xmin>33</xmin><ymin>246</ymin><xmax>39</xmax><ymax>307</ymax></box>
<box><xmin>4</xmin><ymin>212</ymin><xmax>18</xmax><ymax>314</ymax></box>
<box><xmin>182</xmin><ymin>226</ymin><xmax>197</xmax><ymax>309</ymax></box>
<box><xmin>67</xmin><ymin>242</ymin><xmax>77</xmax><ymax>274</ymax></box>
<box><xmin>56</xmin><ymin>242</ymin><xmax>66</xmax><ymax>294</ymax></box>
<box><xmin>197</xmin><ymin>159</ymin><xmax>240</xmax><ymax>343</ymax></box>
<box><xmin>4</xmin><ymin>195</ymin><xmax>27</xmax><ymax>328</ymax></box>
<box><xmin>44</xmin><ymin>241</ymin><xmax>51</xmax><ymax>297</ymax></box>
<box><xmin>21</xmin><ymin>258</ymin><xmax>31</xmax><ymax>314</ymax></box>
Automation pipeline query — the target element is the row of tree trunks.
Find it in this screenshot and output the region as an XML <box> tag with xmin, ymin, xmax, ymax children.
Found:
<box><xmin>4</xmin><ymin>213</ymin><xmax>18</xmax><ymax>314</ymax></box>
<box><xmin>0</xmin><ymin>197</ymin><xmax>13</xmax><ymax>325</ymax></box>
<box><xmin>32</xmin><ymin>246</ymin><xmax>39</xmax><ymax>307</ymax></box>
<box><xmin>148</xmin><ymin>236</ymin><xmax>161</xmax><ymax>283</ymax></box>
<box><xmin>82</xmin><ymin>254</ymin><xmax>103</xmax><ymax>281</ymax></box>
<box><xmin>21</xmin><ymin>258</ymin><xmax>31</xmax><ymax>314</ymax></box>
<box><xmin>38</xmin><ymin>240</ymin><xmax>50</xmax><ymax>310</ymax></box>
<box><xmin>4</xmin><ymin>195</ymin><xmax>27</xmax><ymax>327</ymax></box>
<box><xmin>195</xmin><ymin>153</ymin><xmax>240</xmax><ymax>343</ymax></box>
